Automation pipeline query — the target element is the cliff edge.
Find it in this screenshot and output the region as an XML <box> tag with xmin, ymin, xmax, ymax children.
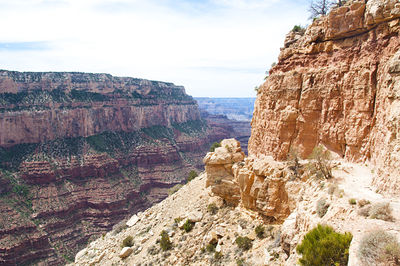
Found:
<box><xmin>249</xmin><ymin>0</ymin><xmax>400</xmax><ymax>195</ymax></box>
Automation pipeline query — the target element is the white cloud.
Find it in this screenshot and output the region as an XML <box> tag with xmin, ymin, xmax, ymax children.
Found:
<box><xmin>0</xmin><ymin>0</ymin><xmax>309</xmax><ymax>97</ymax></box>
<box><xmin>212</xmin><ymin>0</ymin><xmax>282</xmax><ymax>9</ymax></box>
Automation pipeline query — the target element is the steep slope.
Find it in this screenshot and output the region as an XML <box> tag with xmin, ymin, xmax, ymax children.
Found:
<box><xmin>0</xmin><ymin>70</ymin><xmax>228</xmax><ymax>265</ymax></box>
<box><xmin>74</xmin><ymin>139</ymin><xmax>400</xmax><ymax>265</ymax></box>
<box><xmin>249</xmin><ymin>0</ymin><xmax>400</xmax><ymax>195</ymax></box>
<box><xmin>63</xmin><ymin>1</ymin><xmax>400</xmax><ymax>265</ymax></box>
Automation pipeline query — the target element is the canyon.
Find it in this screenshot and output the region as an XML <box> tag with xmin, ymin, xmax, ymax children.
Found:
<box><xmin>74</xmin><ymin>1</ymin><xmax>400</xmax><ymax>265</ymax></box>
<box><xmin>196</xmin><ymin>97</ymin><xmax>255</xmax><ymax>154</ymax></box>
<box><xmin>0</xmin><ymin>70</ymin><xmax>230</xmax><ymax>265</ymax></box>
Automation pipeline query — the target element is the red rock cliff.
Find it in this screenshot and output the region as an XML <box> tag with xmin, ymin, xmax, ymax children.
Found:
<box><xmin>0</xmin><ymin>70</ymin><xmax>229</xmax><ymax>265</ymax></box>
<box><xmin>248</xmin><ymin>0</ymin><xmax>400</xmax><ymax>195</ymax></box>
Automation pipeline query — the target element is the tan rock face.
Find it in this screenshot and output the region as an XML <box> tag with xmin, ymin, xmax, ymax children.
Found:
<box><xmin>204</xmin><ymin>139</ymin><xmax>299</xmax><ymax>222</ymax></box>
<box><xmin>204</xmin><ymin>139</ymin><xmax>245</xmax><ymax>205</ymax></box>
<box><xmin>249</xmin><ymin>0</ymin><xmax>400</xmax><ymax>195</ymax></box>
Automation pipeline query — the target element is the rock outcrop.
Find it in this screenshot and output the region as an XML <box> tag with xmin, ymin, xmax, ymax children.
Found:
<box><xmin>204</xmin><ymin>139</ymin><xmax>245</xmax><ymax>205</ymax></box>
<box><xmin>0</xmin><ymin>70</ymin><xmax>229</xmax><ymax>265</ymax></box>
<box><xmin>249</xmin><ymin>0</ymin><xmax>400</xmax><ymax>195</ymax></box>
<box><xmin>204</xmin><ymin>139</ymin><xmax>301</xmax><ymax>223</ymax></box>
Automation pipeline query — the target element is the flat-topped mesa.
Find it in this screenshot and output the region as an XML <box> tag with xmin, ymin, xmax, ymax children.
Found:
<box><xmin>249</xmin><ymin>0</ymin><xmax>400</xmax><ymax>194</ymax></box>
<box><xmin>0</xmin><ymin>70</ymin><xmax>199</xmax><ymax>147</ymax></box>
<box><xmin>0</xmin><ymin>70</ymin><xmax>189</xmax><ymax>97</ymax></box>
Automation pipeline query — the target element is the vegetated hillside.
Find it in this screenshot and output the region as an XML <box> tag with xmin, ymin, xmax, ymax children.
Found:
<box><xmin>74</xmin><ymin>1</ymin><xmax>400</xmax><ymax>265</ymax></box>
<box><xmin>0</xmin><ymin>70</ymin><xmax>229</xmax><ymax>265</ymax></box>
<box><xmin>195</xmin><ymin>97</ymin><xmax>255</xmax><ymax>121</ymax></box>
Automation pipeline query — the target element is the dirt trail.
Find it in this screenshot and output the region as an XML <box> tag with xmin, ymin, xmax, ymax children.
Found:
<box><xmin>331</xmin><ymin>161</ymin><xmax>400</xmax><ymax>266</ymax></box>
<box><xmin>337</xmin><ymin>162</ymin><xmax>400</xmax><ymax>221</ymax></box>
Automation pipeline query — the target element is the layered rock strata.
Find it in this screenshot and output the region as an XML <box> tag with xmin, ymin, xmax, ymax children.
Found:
<box><xmin>249</xmin><ymin>0</ymin><xmax>400</xmax><ymax>195</ymax></box>
<box><xmin>204</xmin><ymin>139</ymin><xmax>301</xmax><ymax>223</ymax></box>
<box><xmin>0</xmin><ymin>70</ymin><xmax>228</xmax><ymax>265</ymax></box>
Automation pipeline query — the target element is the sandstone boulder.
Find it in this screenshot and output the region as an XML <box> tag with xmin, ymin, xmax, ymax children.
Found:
<box><xmin>126</xmin><ymin>215</ymin><xmax>140</xmax><ymax>227</ymax></box>
<box><xmin>119</xmin><ymin>247</ymin><xmax>133</xmax><ymax>258</ymax></box>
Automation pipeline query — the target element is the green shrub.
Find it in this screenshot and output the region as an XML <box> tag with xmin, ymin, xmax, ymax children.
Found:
<box><xmin>182</xmin><ymin>219</ymin><xmax>195</xmax><ymax>233</ymax></box>
<box><xmin>186</xmin><ymin>170</ymin><xmax>198</xmax><ymax>182</ymax></box>
<box><xmin>235</xmin><ymin>236</ymin><xmax>252</xmax><ymax>251</ymax></box>
<box><xmin>255</xmin><ymin>225</ymin><xmax>266</xmax><ymax>239</ymax></box>
<box><xmin>349</xmin><ymin>198</ymin><xmax>357</xmax><ymax>205</ymax></box>
<box><xmin>121</xmin><ymin>236</ymin><xmax>134</xmax><ymax>247</ymax></box>
<box><xmin>236</xmin><ymin>259</ymin><xmax>245</xmax><ymax>266</ymax></box>
<box><xmin>296</xmin><ymin>224</ymin><xmax>352</xmax><ymax>266</ymax></box>
<box><xmin>214</xmin><ymin>251</ymin><xmax>222</xmax><ymax>260</ymax></box>
<box><xmin>359</xmin><ymin>229</ymin><xmax>400</xmax><ymax>265</ymax></box>
<box><xmin>316</xmin><ymin>198</ymin><xmax>329</xmax><ymax>218</ymax></box>
<box><xmin>174</xmin><ymin>217</ymin><xmax>183</xmax><ymax>225</ymax></box>
<box><xmin>206</xmin><ymin>242</ymin><xmax>217</xmax><ymax>253</ymax></box>
<box><xmin>159</xmin><ymin>230</ymin><xmax>172</xmax><ymax>251</ymax></box>
<box><xmin>207</xmin><ymin>203</ymin><xmax>218</xmax><ymax>215</ymax></box>
<box><xmin>210</xmin><ymin>142</ymin><xmax>221</xmax><ymax>152</ymax></box>
<box><xmin>357</xmin><ymin>199</ymin><xmax>371</xmax><ymax>208</ymax></box>
<box><xmin>292</xmin><ymin>25</ymin><xmax>305</xmax><ymax>33</ymax></box>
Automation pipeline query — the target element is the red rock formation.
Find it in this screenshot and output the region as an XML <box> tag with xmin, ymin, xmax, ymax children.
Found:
<box><xmin>0</xmin><ymin>71</ymin><xmax>228</xmax><ymax>265</ymax></box>
<box><xmin>248</xmin><ymin>0</ymin><xmax>400</xmax><ymax>194</ymax></box>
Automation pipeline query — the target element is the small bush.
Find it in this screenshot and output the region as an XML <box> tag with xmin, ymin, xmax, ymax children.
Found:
<box><xmin>359</xmin><ymin>229</ymin><xmax>400</xmax><ymax>265</ymax></box>
<box><xmin>206</xmin><ymin>242</ymin><xmax>217</xmax><ymax>253</ymax></box>
<box><xmin>174</xmin><ymin>217</ymin><xmax>183</xmax><ymax>225</ymax></box>
<box><xmin>349</xmin><ymin>198</ymin><xmax>357</xmax><ymax>205</ymax></box>
<box><xmin>210</xmin><ymin>142</ymin><xmax>221</xmax><ymax>152</ymax></box>
<box><xmin>292</xmin><ymin>25</ymin><xmax>305</xmax><ymax>33</ymax></box>
<box><xmin>168</xmin><ymin>184</ymin><xmax>183</xmax><ymax>195</ymax></box>
<box><xmin>235</xmin><ymin>236</ymin><xmax>252</xmax><ymax>251</ymax></box>
<box><xmin>306</xmin><ymin>145</ymin><xmax>333</xmax><ymax>179</ymax></box>
<box><xmin>225</xmin><ymin>145</ymin><xmax>232</xmax><ymax>153</ymax></box>
<box><xmin>159</xmin><ymin>230</ymin><xmax>172</xmax><ymax>251</ymax></box>
<box><xmin>207</xmin><ymin>203</ymin><xmax>218</xmax><ymax>215</ymax></box>
<box><xmin>122</xmin><ymin>236</ymin><xmax>134</xmax><ymax>247</ymax></box>
<box><xmin>316</xmin><ymin>198</ymin><xmax>329</xmax><ymax>218</ymax></box>
<box><xmin>255</xmin><ymin>225</ymin><xmax>266</xmax><ymax>239</ymax></box>
<box><xmin>182</xmin><ymin>219</ymin><xmax>195</xmax><ymax>233</ymax></box>
<box><xmin>369</xmin><ymin>202</ymin><xmax>394</xmax><ymax>222</ymax></box>
<box><xmin>236</xmin><ymin>259</ymin><xmax>245</xmax><ymax>266</ymax></box>
<box><xmin>296</xmin><ymin>224</ymin><xmax>352</xmax><ymax>266</ymax></box>
<box><xmin>214</xmin><ymin>251</ymin><xmax>223</xmax><ymax>260</ymax></box>
<box><xmin>358</xmin><ymin>199</ymin><xmax>371</xmax><ymax>208</ymax></box>
<box><xmin>186</xmin><ymin>170</ymin><xmax>198</xmax><ymax>183</ymax></box>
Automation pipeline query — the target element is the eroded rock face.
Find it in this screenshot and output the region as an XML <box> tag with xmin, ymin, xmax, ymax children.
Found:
<box><xmin>204</xmin><ymin>139</ymin><xmax>245</xmax><ymax>205</ymax></box>
<box><xmin>0</xmin><ymin>70</ymin><xmax>229</xmax><ymax>265</ymax></box>
<box><xmin>249</xmin><ymin>0</ymin><xmax>400</xmax><ymax>194</ymax></box>
<box><xmin>204</xmin><ymin>139</ymin><xmax>300</xmax><ymax>222</ymax></box>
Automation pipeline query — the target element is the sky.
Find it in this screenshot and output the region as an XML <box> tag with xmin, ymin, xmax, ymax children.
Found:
<box><xmin>0</xmin><ymin>0</ymin><xmax>309</xmax><ymax>97</ymax></box>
